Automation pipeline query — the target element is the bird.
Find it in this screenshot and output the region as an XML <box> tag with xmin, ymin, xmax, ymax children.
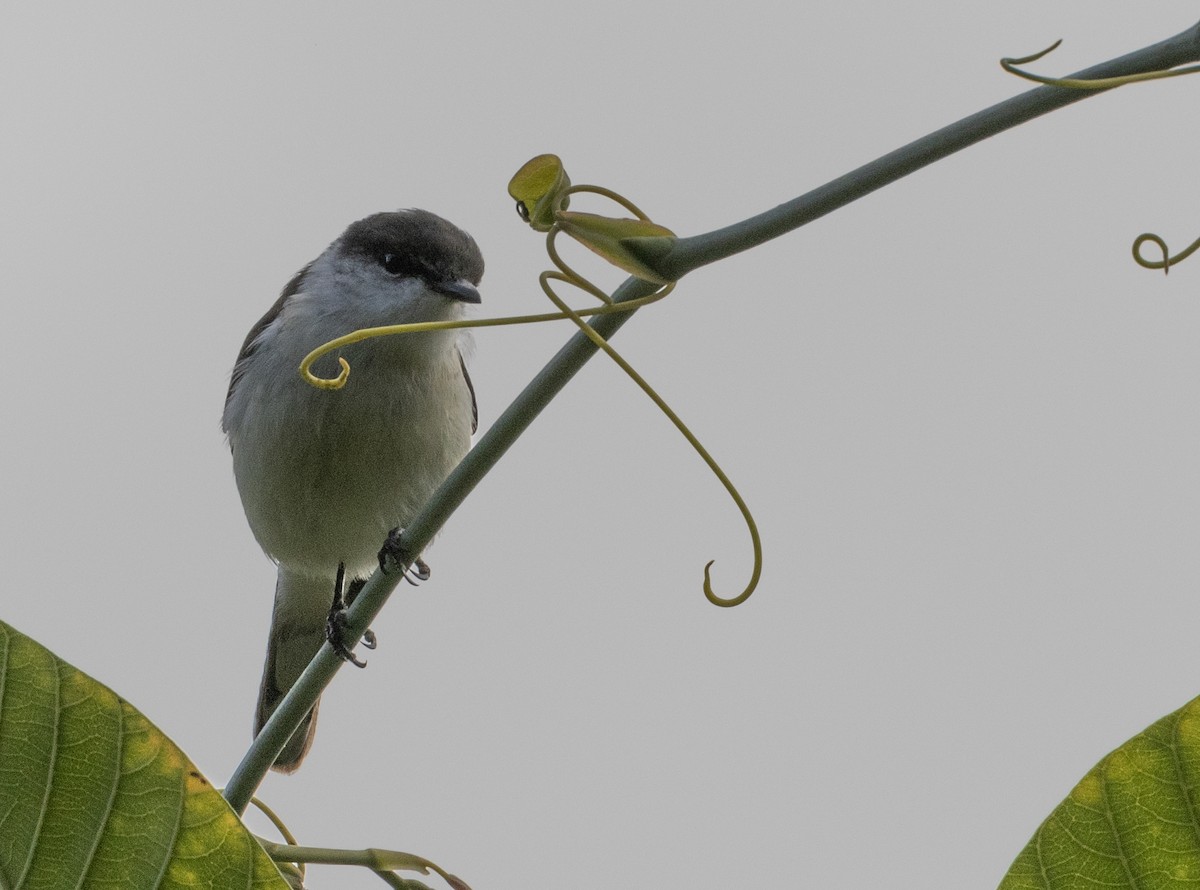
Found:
<box><xmin>222</xmin><ymin>209</ymin><xmax>483</xmax><ymax>772</ymax></box>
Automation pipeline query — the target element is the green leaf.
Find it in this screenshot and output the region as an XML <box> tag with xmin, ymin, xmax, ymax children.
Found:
<box><xmin>999</xmin><ymin>695</ymin><xmax>1200</xmax><ymax>889</ymax></box>
<box><xmin>555</xmin><ymin>210</ymin><xmax>677</xmax><ymax>284</ymax></box>
<box><xmin>0</xmin><ymin>619</ymin><xmax>288</xmax><ymax>890</ymax></box>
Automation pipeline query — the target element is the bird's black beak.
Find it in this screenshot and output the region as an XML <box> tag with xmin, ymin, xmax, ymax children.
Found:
<box><xmin>434</xmin><ymin>279</ymin><xmax>482</xmax><ymax>304</ymax></box>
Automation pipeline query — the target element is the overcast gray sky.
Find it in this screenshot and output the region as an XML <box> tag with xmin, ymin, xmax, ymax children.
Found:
<box><xmin>4</xmin><ymin>3</ymin><xmax>1200</xmax><ymax>888</ymax></box>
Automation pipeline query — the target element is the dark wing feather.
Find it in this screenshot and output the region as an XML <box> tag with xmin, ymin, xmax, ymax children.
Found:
<box><xmin>224</xmin><ymin>263</ymin><xmax>312</xmax><ymax>414</ymax></box>
<box><xmin>458</xmin><ymin>348</ymin><xmax>478</xmax><ymax>434</ymax></box>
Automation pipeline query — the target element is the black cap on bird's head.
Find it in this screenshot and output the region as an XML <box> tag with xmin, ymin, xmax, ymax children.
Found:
<box><xmin>339</xmin><ymin>209</ymin><xmax>484</xmax><ymax>303</ymax></box>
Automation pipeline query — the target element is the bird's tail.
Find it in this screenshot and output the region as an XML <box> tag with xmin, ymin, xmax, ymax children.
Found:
<box><xmin>254</xmin><ymin>568</ymin><xmax>334</xmax><ymax>772</ymax></box>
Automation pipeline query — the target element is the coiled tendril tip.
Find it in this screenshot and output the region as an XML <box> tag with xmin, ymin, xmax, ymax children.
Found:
<box><xmin>301</xmin><ymin>356</ymin><xmax>350</xmax><ymax>390</ymax></box>
<box><xmin>1132</xmin><ymin>232</ymin><xmax>1200</xmax><ymax>275</ymax></box>
<box><xmin>704</xmin><ymin>560</ymin><xmax>757</xmax><ymax>609</ymax></box>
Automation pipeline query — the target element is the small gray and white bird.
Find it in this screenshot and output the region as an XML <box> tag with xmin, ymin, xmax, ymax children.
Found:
<box><xmin>222</xmin><ymin>209</ymin><xmax>483</xmax><ymax>772</ymax></box>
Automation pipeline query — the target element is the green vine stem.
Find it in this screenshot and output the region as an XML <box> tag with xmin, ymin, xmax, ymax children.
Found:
<box><xmin>223</xmin><ymin>18</ymin><xmax>1200</xmax><ymax>816</ymax></box>
<box><xmin>998</xmin><ymin>39</ymin><xmax>1200</xmax><ymax>274</ymax></box>
<box><xmin>634</xmin><ymin>20</ymin><xmax>1200</xmax><ymax>284</ymax></box>
<box><xmin>258</xmin><ymin>839</ymin><xmax>470</xmax><ymax>890</ymax></box>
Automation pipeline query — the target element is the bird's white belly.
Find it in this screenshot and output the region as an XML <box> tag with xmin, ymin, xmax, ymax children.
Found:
<box><xmin>231</xmin><ymin>352</ymin><xmax>471</xmax><ymax>580</ymax></box>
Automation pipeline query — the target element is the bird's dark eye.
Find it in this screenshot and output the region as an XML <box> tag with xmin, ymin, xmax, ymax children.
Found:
<box><xmin>381</xmin><ymin>254</ymin><xmax>407</xmax><ymax>275</ymax></box>
<box><xmin>515</xmin><ymin>200</ymin><xmax>530</xmax><ymax>223</ymax></box>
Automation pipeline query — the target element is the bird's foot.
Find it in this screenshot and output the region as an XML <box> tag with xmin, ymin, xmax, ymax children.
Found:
<box><xmin>326</xmin><ymin>563</ymin><xmax>373</xmax><ymax>668</ymax></box>
<box><xmin>378</xmin><ymin>527</ymin><xmax>431</xmax><ymax>585</ymax></box>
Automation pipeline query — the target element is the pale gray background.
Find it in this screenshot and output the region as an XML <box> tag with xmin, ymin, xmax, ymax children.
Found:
<box><xmin>3</xmin><ymin>3</ymin><xmax>1199</xmax><ymax>888</ymax></box>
